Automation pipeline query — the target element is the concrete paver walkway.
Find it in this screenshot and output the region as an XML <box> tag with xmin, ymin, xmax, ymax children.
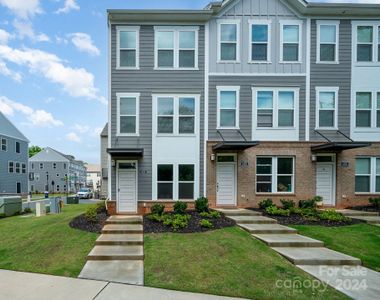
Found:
<box><xmin>0</xmin><ymin>269</ymin><xmax>244</xmax><ymax>300</ymax></box>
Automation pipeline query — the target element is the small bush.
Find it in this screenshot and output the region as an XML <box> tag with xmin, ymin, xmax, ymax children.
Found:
<box><xmin>199</xmin><ymin>210</ymin><xmax>221</xmax><ymax>219</ymax></box>
<box><xmin>291</xmin><ymin>207</ymin><xmax>319</xmax><ymax>220</ymax></box>
<box><xmin>299</xmin><ymin>196</ymin><xmax>323</xmax><ymax>209</ymax></box>
<box><xmin>319</xmin><ymin>209</ymin><xmax>349</xmax><ymax>222</ymax></box>
<box><xmin>173</xmin><ymin>201</ymin><xmax>187</xmax><ymax>215</ymax></box>
<box><xmin>84</xmin><ymin>206</ymin><xmax>97</xmax><ymax>223</ymax></box>
<box><xmin>24</xmin><ymin>207</ymin><xmax>33</xmax><ymax>214</ymax></box>
<box><xmin>369</xmin><ymin>198</ymin><xmax>380</xmax><ymax>208</ymax></box>
<box><xmin>147</xmin><ymin>213</ymin><xmax>164</xmax><ymax>222</ymax></box>
<box><xmin>151</xmin><ymin>204</ymin><xmax>165</xmax><ymax>215</ymax></box>
<box><xmin>266</xmin><ymin>205</ymin><xmax>290</xmax><ymax>216</ymax></box>
<box><xmin>96</xmin><ymin>201</ymin><xmax>106</xmax><ymax>213</ymax></box>
<box><xmin>195</xmin><ymin>197</ymin><xmax>209</xmax><ymax>213</ymax></box>
<box><xmin>200</xmin><ymin>211</ymin><xmax>210</xmax><ymax>218</ymax></box>
<box><xmin>280</xmin><ymin>199</ymin><xmax>295</xmax><ymax>210</ymax></box>
<box><xmin>259</xmin><ymin>198</ymin><xmax>273</xmax><ymax>209</ymax></box>
<box><xmin>200</xmin><ymin>219</ymin><xmax>213</xmax><ymax>228</ymax></box>
<box><xmin>163</xmin><ymin>214</ymin><xmax>190</xmax><ymax>231</ymax></box>
<box><xmin>0</xmin><ymin>213</ymin><xmax>6</xmax><ymax>219</ymax></box>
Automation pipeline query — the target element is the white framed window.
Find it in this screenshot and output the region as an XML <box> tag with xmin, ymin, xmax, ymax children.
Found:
<box><xmin>154</xmin><ymin>26</ymin><xmax>198</xmax><ymax>70</ymax></box>
<box><xmin>218</xmin><ymin>20</ymin><xmax>240</xmax><ymax>63</ymax></box>
<box><xmin>217</xmin><ymin>86</ymin><xmax>240</xmax><ymax>129</ymax></box>
<box><xmin>178</xmin><ymin>164</ymin><xmax>195</xmax><ymax>200</ymax></box>
<box><xmin>256</xmin><ymin>156</ymin><xmax>295</xmax><ymax>194</ymax></box>
<box><xmin>317</xmin><ymin>21</ymin><xmax>339</xmax><ymax>63</ymax></box>
<box><xmin>116</xmin><ymin>93</ymin><xmax>140</xmax><ymax>136</ymax></box>
<box><xmin>154</xmin><ymin>95</ymin><xmax>198</xmax><ymax>135</ymax></box>
<box><xmin>355</xmin><ymin>157</ymin><xmax>380</xmax><ymax>194</ymax></box>
<box><xmin>53</xmin><ymin>163</ymin><xmax>56</xmax><ymax>169</ymax></box>
<box><xmin>8</xmin><ymin>161</ymin><xmax>14</xmax><ymax>173</ymax></box>
<box><xmin>249</xmin><ymin>20</ymin><xmax>271</xmax><ymax>63</ymax></box>
<box><xmin>355</xmin><ymin>91</ymin><xmax>379</xmax><ymax>129</ymax></box>
<box><xmin>22</xmin><ymin>163</ymin><xmax>26</xmax><ymax>174</ymax></box>
<box><xmin>315</xmin><ymin>87</ymin><xmax>339</xmax><ymax>129</ymax></box>
<box><xmin>15</xmin><ymin>162</ymin><xmax>20</xmax><ymax>174</ymax></box>
<box><xmin>280</xmin><ymin>20</ymin><xmax>302</xmax><ymax>63</ymax></box>
<box><xmin>353</xmin><ymin>22</ymin><xmax>380</xmax><ymax>64</ymax></box>
<box><xmin>39</xmin><ymin>163</ymin><xmax>43</xmax><ymax>169</ymax></box>
<box><xmin>15</xmin><ymin>141</ymin><xmax>20</xmax><ymax>153</ymax></box>
<box><xmin>252</xmin><ymin>88</ymin><xmax>298</xmax><ymax>129</ymax></box>
<box><xmin>116</xmin><ymin>26</ymin><xmax>139</xmax><ymax>69</ymax></box>
<box><xmin>1</xmin><ymin>138</ymin><xmax>7</xmax><ymax>151</ymax></box>
<box><xmin>157</xmin><ymin>164</ymin><xmax>173</xmax><ymax>199</ymax></box>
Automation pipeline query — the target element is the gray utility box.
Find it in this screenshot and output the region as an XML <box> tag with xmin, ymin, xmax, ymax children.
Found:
<box><xmin>50</xmin><ymin>197</ymin><xmax>62</xmax><ymax>214</ymax></box>
<box><xmin>67</xmin><ymin>196</ymin><xmax>79</xmax><ymax>204</ymax></box>
<box><xmin>0</xmin><ymin>197</ymin><xmax>22</xmax><ymax>216</ymax></box>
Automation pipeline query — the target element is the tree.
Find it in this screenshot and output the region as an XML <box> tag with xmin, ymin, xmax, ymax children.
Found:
<box><xmin>29</xmin><ymin>145</ymin><xmax>43</xmax><ymax>158</ymax></box>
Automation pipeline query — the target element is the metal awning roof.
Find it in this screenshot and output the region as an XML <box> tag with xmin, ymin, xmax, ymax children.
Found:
<box><xmin>213</xmin><ymin>141</ymin><xmax>259</xmax><ymax>151</ymax></box>
<box><xmin>311</xmin><ymin>142</ymin><xmax>371</xmax><ymax>152</ymax></box>
<box><xmin>107</xmin><ymin>148</ymin><xmax>144</xmax><ymax>158</ymax></box>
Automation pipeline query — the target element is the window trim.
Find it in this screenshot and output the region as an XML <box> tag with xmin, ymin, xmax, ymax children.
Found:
<box><xmin>154</xmin><ymin>26</ymin><xmax>199</xmax><ymax>70</ymax></box>
<box><xmin>216</xmin><ymin>86</ymin><xmax>240</xmax><ymax>130</ymax></box>
<box><xmin>15</xmin><ymin>141</ymin><xmax>20</xmax><ymax>154</ymax></box>
<box><xmin>355</xmin><ymin>157</ymin><xmax>380</xmax><ymax>194</ymax></box>
<box><xmin>315</xmin><ymin>87</ymin><xmax>339</xmax><ymax>130</ymax></box>
<box><xmin>248</xmin><ymin>19</ymin><xmax>272</xmax><ymax>64</ymax></box>
<box><xmin>217</xmin><ymin>19</ymin><xmax>241</xmax><ymax>63</ymax></box>
<box><xmin>279</xmin><ymin>20</ymin><xmax>303</xmax><ymax>63</ymax></box>
<box><xmin>178</xmin><ymin>164</ymin><xmax>195</xmax><ymax>200</ymax></box>
<box><xmin>22</xmin><ymin>163</ymin><xmax>26</xmax><ymax>174</ymax></box>
<box><xmin>353</xmin><ymin>90</ymin><xmax>379</xmax><ymax>131</ymax></box>
<box><xmin>116</xmin><ymin>26</ymin><xmax>140</xmax><ymax>70</ymax></box>
<box><xmin>1</xmin><ymin>138</ymin><xmax>7</xmax><ymax>152</ymax></box>
<box><xmin>116</xmin><ymin>92</ymin><xmax>140</xmax><ymax>137</ymax></box>
<box><xmin>352</xmin><ymin>21</ymin><xmax>380</xmax><ymax>65</ymax></box>
<box><xmin>8</xmin><ymin>161</ymin><xmax>14</xmax><ymax>173</ymax></box>
<box><xmin>316</xmin><ymin>20</ymin><xmax>340</xmax><ymax>64</ymax></box>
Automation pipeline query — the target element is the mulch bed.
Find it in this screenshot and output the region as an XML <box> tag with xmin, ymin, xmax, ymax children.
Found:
<box><xmin>248</xmin><ymin>208</ymin><xmax>363</xmax><ymax>227</ymax></box>
<box><xmin>144</xmin><ymin>210</ymin><xmax>236</xmax><ymax>233</ymax></box>
<box><xmin>69</xmin><ymin>212</ymin><xmax>108</xmax><ymax>234</ymax></box>
<box><xmin>348</xmin><ymin>205</ymin><xmax>380</xmax><ymax>213</ymax></box>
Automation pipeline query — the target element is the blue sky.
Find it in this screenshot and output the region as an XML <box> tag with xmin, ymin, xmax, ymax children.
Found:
<box><xmin>0</xmin><ymin>0</ymin><xmax>377</xmax><ymax>164</ymax></box>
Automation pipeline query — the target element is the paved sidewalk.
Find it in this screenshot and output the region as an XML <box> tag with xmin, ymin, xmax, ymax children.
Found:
<box><xmin>0</xmin><ymin>270</ymin><xmax>244</xmax><ymax>300</ymax></box>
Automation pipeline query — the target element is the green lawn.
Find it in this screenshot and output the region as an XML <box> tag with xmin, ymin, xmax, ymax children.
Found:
<box><xmin>291</xmin><ymin>224</ymin><xmax>380</xmax><ymax>272</ymax></box>
<box><xmin>144</xmin><ymin>227</ymin><xmax>347</xmax><ymax>300</ymax></box>
<box><xmin>0</xmin><ymin>204</ymin><xmax>98</xmax><ymax>277</ymax></box>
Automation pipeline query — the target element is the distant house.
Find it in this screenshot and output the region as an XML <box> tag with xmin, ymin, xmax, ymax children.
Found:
<box><xmin>85</xmin><ymin>163</ymin><xmax>101</xmax><ymax>191</ymax></box>
<box><xmin>29</xmin><ymin>147</ymin><xmax>86</xmax><ymax>194</ymax></box>
<box><xmin>0</xmin><ymin>112</ymin><xmax>29</xmax><ymax>195</ymax></box>
<box><xmin>100</xmin><ymin>123</ymin><xmax>108</xmax><ymax>199</ymax></box>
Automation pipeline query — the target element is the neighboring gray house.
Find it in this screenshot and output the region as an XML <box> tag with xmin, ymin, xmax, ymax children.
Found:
<box><xmin>0</xmin><ymin>112</ymin><xmax>29</xmax><ymax>195</ymax></box>
<box><xmin>29</xmin><ymin>147</ymin><xmax>87</xmax><ymax>194</ymax></box>
<box><xmin>100</xmin><ymin>124</ymin><xmax>108</xmax><ymax>199</ymax></box>
<box><xmin>106</xmin><ymin>0</ymin><xmax>380</xmax><ymax>214</ymax></box>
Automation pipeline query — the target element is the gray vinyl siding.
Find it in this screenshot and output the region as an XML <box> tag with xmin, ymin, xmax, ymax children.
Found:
<box><xmin>29</xmin><ymin>162</ymin><xmax>69</xmax><ymax>193</ymax></box>
<box><xmin>110</xmin><ymin>24</ymin><xmax>205</xmax><ymax>200</ymax></box>
<box><xmin>209</xmin><ymin>0</ymin><xmax>307</xmax><ymax>74</ymax></box>
<box><xmin>100</xmin><ymin>134</ymin><xmax>108</xmax><ymax>199</ymax></box>
<box><xmin>310</xmin><ymin>19</ymin><xmax>352</xmax><ymax>141</ymax></box>
<box><xmin>208</xmin><ymin>76</ymin><xmax>306</xmax><ymax>140</ymax></box>
<box><xmin>0</xmin><ymin>135</ymin><xmax>28</xmax><ymax>194</ymax></box>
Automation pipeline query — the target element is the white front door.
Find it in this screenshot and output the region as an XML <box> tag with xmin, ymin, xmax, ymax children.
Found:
<box><xmin>216</xmin><ymin>158</ymin><xmax>236</xmax><ymax>206</ymax></box>
<box><xmin>117</xmin><ymin>162</ymin><xmax>137</xmax><ymax>213</ymax></box>
<box><xmin>316</xmin><ymin>163</ymin><xmax>335</xmax><ymax>206</ymax></box>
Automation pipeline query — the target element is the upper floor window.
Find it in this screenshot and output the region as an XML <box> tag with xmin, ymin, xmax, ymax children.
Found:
<box><xmin>1</xmin><ymin>138</ymin><xmax>7</xmax><ymax>151</ymax></box>
<box><xmin>22</xmin><ymin>163</ymin><xmax>26</xmax><ymax>174</ymax></box>
<box><xmin>53</xmin><ymin>163</ymin><xmax>57</xmax><ymax>169</ymax></box>
<box><xmin>15</xmin><ymin>162</ymin><xmax>20</xmax><ymax>173</ymax></box>
<box><xmin>280</xmin><ymin>21</ymin><xmax>302</xmax><ymax>62</ymax></box>
<box><xmin>218</xmin><ymin>20</ymin><xmax>240</xmax><ymax>62</ymax></box>
<box><xmin>249</xmin><ymin>20</ymin><xmax>271</xmax><ymax>63</ymax></box>
<box><xmin>31</xmin><ymin>163</ymin><xmax>34</xmax><ymax>170</ymax></box>
<box><xmin>217</xmin><ymin>87</ymin><xmax>240</xmax><ymax>129</ymax></box>
<box><xmin>316</xmin><ymin>87</ymin><xmax>339</xmax><ymax>129</ymax></box>
<box><xmin>39</xmin><ymin>163</ymin><xmax>43</xmax><ymax>170</ymax></box>
<box><xmin>354</xmin><ymin>23</ymin><xmax>380</xmax><ymax>63</ymax></box>
<box><xmin>117</xmin><ymin>26</ymin><xmax>139</xmax><ymax>69</ymax></box>
<box><xmin>63</xmin><ymin>163</ymin><xmax>67</xmax><ymax>169</ymax></box>
<box><xmin>154</xmin><ymin>26</ymin><xmax>198</xmax><ymax>69</ymax></box>
<box><xmin>317</xmin><ymin>21</ymin><xmax>339</xmax><ymax>63</ymax></box>
<box><xmin>8</xmin><ymin>161</ymin><xmax>14</xmax><ymax>173</ymax></box>
<box><xmin>355</xmin><ymin>92</ymin><xmax>379</xmax><ymax>129</ymax></box>
<box><xmin>117</xmin><ymin>93</ymin><xmax>140</xmax><ymax>136</ymax></box>
<box><xmin>355</xmin><ymin>157</ymin><xmax>380</xmax><ymax>193</ymax></box>
<box><xmin>15</xmin><ymin>141</ymin><xmax>20</xmax><ymax>153</ymax></box>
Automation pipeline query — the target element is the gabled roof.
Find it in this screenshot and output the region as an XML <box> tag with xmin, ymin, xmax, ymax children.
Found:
<box><xmin>101</xmin><ymin>123</ymin><xmax>108</xmax><ymax>137</ymax></box>
<box><xmin>28</xmin><ymin>147</ymin><xmax>81</xmax><ymax>163</ymax></box>
<box><xmin>0</xmin><ymin>112</ymin><xmax>29</xmax><ymax>142</ymax></box>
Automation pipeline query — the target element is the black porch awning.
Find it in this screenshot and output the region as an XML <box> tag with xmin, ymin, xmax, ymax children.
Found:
<box><xmin>311</xmin><ymin>142</ymin><xmax>371</xmax><ymax>152</ymax></box>
<box><xmin>213</xmin><ymin>141</ymin><xmax>259</xmax><ymax>151</ymax></box>
<box><xmin>107</xmin><ymin>148</ymin><xmax>144</xmax><ymax>158</ymax></box>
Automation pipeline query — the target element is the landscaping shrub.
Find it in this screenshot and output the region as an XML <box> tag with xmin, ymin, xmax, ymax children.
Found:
<box><xmin>96</xmin><ymin>201</ymin><xmax>106</xmax><ymax>213</ymax></box>
<box><xmin>266</xmin><ymin>205</ymin><xmax>290</xmax><ymax>216</ymax></box>
<box><xmin>195</xmin><ymin>197</ymin><xmax>209</xmax><ymax>212</ymax></box>
<box><xmin>319</xmin><ymin>209</ymin><xmax>349</xmax><ymax>222</ymax></box>
<box><xmin>84</xmin><ymin>206</ymin><xmax>97</xmax><ymax>223</ymax></box>
<box><xmin>200</xmin><ymin>219</ymin><xmax>213</xmax><ymax>228</ymax></box>
<box><xmin>23</xmin><ymin>207</ymin><xmax>33</xmax><ymax>214</ymax></box>
<box><xmin>291</xmin><ymin>207</ymin><xmax>319</xmax><ymax>220</ymax></box>
<box><xmin>163</xmin><ymin>214</ymin><xmax>190</xmax><ymax>231</ymax></box>
<box><xmin>173</xmin><ymin>201</ymin><xmax>187</xmax><ymax>215</ymax></box>
<box><xmin>200</xmin><ymin>210</ymin><xmax>221</xmax><ymax>219</ymax></box>
<box><xmin>147</xmin><ymin>213</ymin><xmax>164</xmax><ymax>222</ymax></box>
<box><xmin>0</xmin><ymin>213</ymin><xmax>6</xmax><ymax>219</ymax></box>
<box><xmin>259</xmin><ymin>198</ymin><xmax>273</xmax><ymax>209</ymax></box>
<box><xmin>151</xmin><ymin>204</ymin><xmax>165</xmax><ymax>215</ymax></box>
<box><xmin>280</xmin><ymin>199</ymin><xmax>295</xmax><ymax>210</ymax></box>
<box><xmin>369</xmin><ymin>198</ymin><xmax>380</xmax><ymax>208</ymax></box>
<box><xmin>299</xmin><ymin>196</ymin><xmax>322</xmax><ymax>209</ymax></box>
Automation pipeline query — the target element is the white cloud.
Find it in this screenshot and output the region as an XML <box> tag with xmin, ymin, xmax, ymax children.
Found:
<box><xmin>0</xmin><ymin>45</ymin><xmax>106</xmax><ymax>104</ymax></box>
<box><xmin>56</xmin><ymin>0</ymin><xmax>79</xmax><ymax>14</ymax></box>
<box><xmin>13</xmin><ymin>20</ymin><xmax>49</xmax><ymax>42</ymax></box>
<box><xmin>69</xmin><ymin>33</ymin><xmax>100</xmax><ymax>56</ymax></box>
<box><xmin>0</xmin><ymin>0</ymin><xmax>42</xmax><ymax>19</ymax></box>
<box><xmin>73</xmin><ymin>124</ymin><xmax>90</xmax><ymax>134</ymax></box>
<box><xmin>66</xmin><ymin>132</ymin><xmax>81</xmax><ymax>143</ymax></box>
<box><xmin>0</xmin><ymin>95</ymin><xmax>63</xmax><ymax>127</ymax></box>
<box><xmin>0</xmin><ymin>60</ymin><xmax>22</xmax><ymax>82</ymax></box>
<box><xmin>0</xmin><ymin>29</ymin><xmax>12</xmax><ymax>44</ymax></box>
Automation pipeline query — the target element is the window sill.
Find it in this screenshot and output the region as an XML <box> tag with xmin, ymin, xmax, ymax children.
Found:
<box><xmin>256</xmin><ymin>193</ymin><xmax>295</xmax><ymax>196</ymax></box>
<box><xmin>353</xmin><ymin>128</ymin><xmax>380</xmax><ymax>133</ymax></box>
<box><xmin>154</xmin><ymin>67</ymin><xmax>199</xmax><ymax>71</ymax></box>
<box><xmin>355</xmin><ymin>193</ymin><xmax>380</xmax><ymax>196</ymax></box>
<box><xmin>248</xmin><ymin>61</ymin><xmax>272</xmax><ymax>64</ymax></box>
<box><xmin>116</xmin><ymin>67</ymin><xmax>140</xmax><ymax>71</ymax></box>
<box><xmin>217</xmin><ymin>60</ymin><xmax>240</xmax><ymax>64</ymax></box>
<box><xmin>116</xmin><ymin>134</ymin><xmax>140</xmax><ymax>137</ymax></box>
<box><xmin>279</xmin><ymin>61</ymin><xmax>302</xmax><ymax>64</ymax></box>
<box><xmin>315</xmin><ymin>127</ymin><xmax>339</xmax><ymax>131</ymax></box>
<box><xmin>354</xmin><ymin>62</ymin><xmax>380</xmax><ymax>67</ymax></box>
<box><xmin>254</xmin><ymin>127</ymin><xmax>297</xmax><ymax>130</ymax></box>
<box><xmin>316</xmin><ymin>61</ymin><xmax>339</xmax><ymax>65</ymax></box>
<box><xmin>156</xmin><ymin>134</ymin><xmax>197</xmax><ymax>138</ymax></box>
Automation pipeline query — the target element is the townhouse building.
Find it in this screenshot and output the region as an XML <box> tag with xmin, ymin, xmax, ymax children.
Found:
<box><xmin>0</xmin><ymin>112</ymin><xmax>29</xmax><ymax>195</ymax></box>
<box><xmin>100</xmin><ymin>123</ymin><xmax>109</xmax><ymax>199</ymax></box>
<box><xmin>106</xmin><ymin>0</ymin><xmax>380</xmax><ymax>214</ymax></box>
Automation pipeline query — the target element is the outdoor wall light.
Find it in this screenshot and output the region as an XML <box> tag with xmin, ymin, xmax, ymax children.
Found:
<box><xmin>111</xmin><ymin>160</ymin><xmax>116</xmax><ymax>167</ymax></box>
<box><xmin>311</xmin><ymin>155</ymin><xmax>317</xmax><ymax>162</ymax></box>
<box><xmin>210</xmin><ymin>154</ymin><xmax>215</xmax><ymax>161</ymax></box>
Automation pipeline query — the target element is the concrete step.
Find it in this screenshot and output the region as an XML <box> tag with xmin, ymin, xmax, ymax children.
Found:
<box><xmin>252</xmin><ymin>234</ymin><xmax>324</xmax><ymax>247</ymax></box>
<box><xmin>87</xmin><ymin>245</ymin><xmax>144</xmax><ymax>261</ymax></box>
<box><xmin>105</xmin><ymin>216</ymin><xmax>142</xmax><ymax>225</ymax></box>
<box><xmin>102</xmin><ymin>224</ymin><xmax>143</xmax><ymax>234</ymax></box>
<box><xmin>239</xmin><ymin>223</ymin><xmax>297</xmax><ymax>234</ymax></box>
<box><xmin>215</xmin><ymin>208</ymin><xmax>261</xmax><ymax>216</ymax></box>
<box><xmin>336</xmin><ymin>209</ymin><xmax>379</xmax><ymax>217</ymax></box>
<box><xmin>351</xmin><ymin>216</ymin><xmax>380</xmax><ymax>224</ymax></box>
<box><xmin>229</xmin><ymin>215</ymin><xmax>277</xmax><ymax>224</ymax></box>
<box><xmin>272</xmin><ymin>247</ymin><xmax>361</xmax><ymax>266</ymax></box>
<box><xmin>96</xmin><ymin>234</ymin><xmax>143</xmax><ymax>246</ymax></box>
<box><xmin>79</xmin><ymin>260</ymin><xmax>144</xmax><ymax>285</ymax></box>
